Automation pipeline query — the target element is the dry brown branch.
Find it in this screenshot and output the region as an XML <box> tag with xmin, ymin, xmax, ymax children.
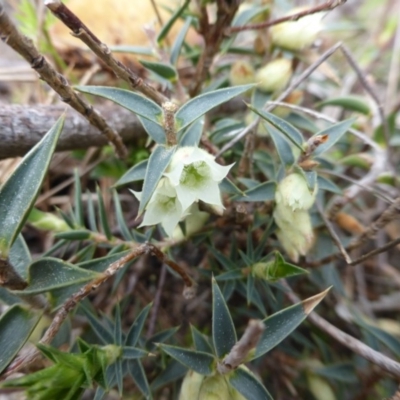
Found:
<box><xmin>0</xmin><ymin>105</ymin><xmax>145</xmax><ymax>159</ymax></box>
<box><xmin>228</xmin><ymin>0</ymin><xmax>347</xmax><ymax>33</ymax></box>
<box><xmin>0</xmin><ymin>4</ymin><xmax>127</xmax><ymax>158</ymax></box>
<box><xmin>190</xmin><ymin>0</ymin><xmax>240</xmax><ymax>96</ymax></box>
<box><xmin>44</xmin><ymin>0</ymin><xmax>168</xmax><ymax>106</ymax></box>
<box><xmin>3</xmin><ymin>242</ymin><xmax>195</xmax><ymax>376</ymax></box>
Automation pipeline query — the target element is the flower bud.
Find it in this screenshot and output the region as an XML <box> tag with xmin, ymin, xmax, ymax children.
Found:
<box><xmin>255</xmin><ymin>58</ymin><xmax>292</xmax><ymax>93</ymax></box>
<box><xmin>229</xmin><ymin>60</ymin><xmax>256</xmax><ymax>87</ymax></box>
<box><xmin>179</xmin><ymin>371</ymin><xmax>205</xmax><ymax>400</ymax></box>
<box><xmin>270</xmin><ymin>8</ymin><xmax>323</xmax><ymax>51</ymax></box>
<box><xmin>28</xmin><ymin>208</ymin><xmax>70</xmax><ymax>232</ymax></box>
<box><xmin>275</xmin><ymin>173</ymin><xmax>317</xmax><ymax>212</ymax></box>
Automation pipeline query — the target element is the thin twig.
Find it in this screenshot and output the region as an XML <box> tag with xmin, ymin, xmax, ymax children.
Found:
<box><xmin>44</xmin><ymin>0</ymin><xmax>168</xmax><ymax>106</ymax></box>
<box><xmin>284</xmin><ymin>282</ymin><xmax>400</xmax><ymax>379</ymax></box>
<box><xmin>217</xmin><ymin>319</ymin><xmax>264</xmax><ymax>374</ymax></box>
<box><xmin>3</xmin><ymin>242</ymin><xmax>195</xmax><ymax>376</ymax></box>
<box><xmin>0</xmin><ymin>3</ymin><xmax>127</xmax><ymax>158</ymax></box>
<box><xmin>228</xmin><ymin>0</ymin><xmax>346</xmax><ymax>33</ymax></box>
<box><xmin>316</xmin><ymin>201</ymin><xmax>352</xmax><ymax>263</ymax></box>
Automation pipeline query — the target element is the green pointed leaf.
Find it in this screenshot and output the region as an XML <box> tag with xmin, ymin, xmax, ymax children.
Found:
<box><xmin>113</xmin><ymin>190</ymin><xmax>133</xmax><ymax>241</ymax></box>
<box><xmin>249</xmin><ymin>107</ymin><xmax>304</xmax><ymax>150</ymax></box>
<box><xmin>128</xmin><ymin>360</ymin><xmax>152</xmax><ymax>398</ymax></box>
<box><xmin>234</xmin><ymin>181</ymin><xmax>276</xmax><ymax>202</ymax></box>
<box><xmin>212</xmin><ymin>278</ymin><xmax>237</xmax><ymax>358</ymax></box>
<box><xmin>138</xmin><ymin>116</ymin><xmax>166</xmax><ymax>144</ymax></box>
<box><xmin>253</xmin><ymin>288</ymin><xmax>330</xmax><ymax>359</ymax></box>
<box><xmin>139</xmin><ymin>145</ymin><xmax>176</xmax><ymax>214</ymax></box>
<box><xmin>157</xmin><ymin>0</ymin><xmax>190</xmax><ymax>43</ymax></box>
<box><xmin>18</xmin><ymin>258</ymin><xmax>100</xmax><ymax>295</ymax></box>
<box><xmin>0</xmin><ymin>304</ymin><xmax>41</xmax><ymax>374</ymax></box>
<box><xmin>170</xmin><ymin>17</ymin><xmax>193</xmax><ymax>65</ymax></box>
<box><xmin>179</xmin><ymin>117</ymin><xmax>204</xmax><ymax>147</ymax></box>
<box><xmin>317</xmin><ymin>96</ymin><xmax>370</xmax><ymax>115</ymax></box>
<box><xmin>159</xmin><ymin>344</ymin><xmax>215</xmax><ymax>376</ymax></box>
<box><xmin>228</xmin><ymin>366</ymin><xmax>273</xmax><ymax>400</ymax></box>
<box><xmin>74</xmin><ymin>86</ymin><xmax>163</xmax><ymax>125</ymax></box>
<box><xmin>252</xmin><ymin>252</ymin><xmax>308</xmax><ymax>282</ymax></box>
<box><xmin>126</xmin><ymin>303</ymin><xmax>152</xmax><ymax>347</ymax></box>
<box><xmin>0</xmin><ymin>116</ymin><xmax>64</xmax><ymax>257</ymax></box>
<box><xmin>9</xmin><ymin>234</ymin><xmax>31</xmax><ymax>280</ymax></box>
<box><xmin>317</xmin><ymin>176</ymin><xmax>342</xmax><ymax>195</ymax></box>
<box><xmin>150</xmin><ymin>359</ymin><xmax>187</xmax><ymax>391</ymax></box>
<box><xmin>74</xmin><ymin>169</ymin><xmax>84</xmax><ymax>227</ymax></box>
<box><xmin>81</xmin><ymin>306</ymin><xmax>114</xmax><ymax>344</ymax></box>
<box><xmin>176</xmin><ymin>85</ymin><xmax>254</xmax><ymax>133</ymax></box>
<box><xmin>114</xmin><ymin>160</ymin><xmax>148</xmax><ymax>187</ymax></box>
<box><xmin>312</xmin><ymin>119</ymin><xmax>355</xmax><ymax>156</ymax></box>
<box><xmin>146</xmin><ymin>327</ymin><xmax>179</xmax><ymax>351</ymax></box>
<box><xmin>140</xmin><ymin>60</ymin><xmax>177</xmax><ymax>82</ymax></box>
<box><xmin>121</xmin><ymin>346</ymin><xmax>148</xmax><ymax>359</ymax></box>
<box><xmin>54</xmin><ymin>230</ymin><xmax>91</xmax><ymax>241</ymax></box>
<box><xmin>191</xmin><ymin>325</ymin><xmax>213</xmax><ymax>354</ymax></box>
<box><xmin>265</xmin><ymin>122</ymin><xmax>295</xmax><ymax>166</ymax></box>
<box><xmin>96</xmin><ymin>186</ymin><xmax>112</xmax><ymax>240</ymax></box>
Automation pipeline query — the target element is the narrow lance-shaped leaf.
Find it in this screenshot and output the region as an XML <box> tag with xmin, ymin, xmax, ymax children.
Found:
<box><xmin>128</xmin><ymin>360</ymin><xmax>152</xmax><ymax>399</ymax></box>
<box><xmin>212</xmin><ymin>278</ymin><xmax>237</xmax><ymax>358</ymax></box>
<box><xmin>265</xmin><ymin>122</ymin><xmax>295</xmax><ymax>166</ymax></box>
<box><xmin>170</xmin><ymin>17</ymin><xmax>193</xmax><ymax>65</ymax></box>
<box><xmin>0</xmin><ymin>305</ymin><xmax>41</xmax><ymax>374</ymax></box>
<box><xmin>0</xmin><ymin>116</ymin><xmax>64</xmax><ymax>257</ymax></box>
<box><xmin>138</xmin><ymin>145</ymin><xmax>176</xmax><ymax>214</ymax></box>
<box><xmin>249</xmin><ymin>106</ymin><xmax>304</xmax><ymax>150</ymax></box>
<box><xmin>159</xmin><ymin>344</ymin><xmax>215</xmax><ymax>376</ymax></box>
<box><xmin>114</xmin><ymin>159</ymin><xmax>148</xmax><ymax>188</ymax></box>
<box><xmin>179</xmin><ymin>117</ymin><xmax>204</xmax><ymax>147</ymax></box>
<box><xmin>16</xmin><ymin>258</ymin><xmax>100</xmax><ymax>295</ymax></box>
<box><xmin>317</xmin><ymin>96</ymin><xmax>370</xmax><ymax>115</ymax></box>
<box><xmin>74</xmin><ymin>86</ymin><xmax>163</xmax><ymax>125</ymax></box>
<box><xmin>125</xmin><ymin>303</ymin><xmax>152</xmax><ymax>347</ymax></box>
<box><xmin>233</xmin><ymin>181</ymin><xmax>276</xmax><ymax>202</ymax></box>
<box><xmin>252</xmin><ymin>287</ymin><xmax>331</xmax><ymax>360</ymax></box>
<box><xmin>157</xmin><ymin>0</ymin><xmax>190</xmax><ymax>43</ymax></box>
<box><xmin>312</xmin><ymin>118</ymin><xmax>355</xmax><ymax>156</ymax></box>
<box><xmin>175</xmin><ymin>85</ymin><xmax>254</xmax><ymax>133</ymax></box>
<box><xmin>140</xmin><ymin>60</ymin><xmax>177</xmax><ymax>82</ymax></box>
<box><xmin>228</xmin><ymin>366</ymin><xmax>273</xmax><ymax>400</ymax></box>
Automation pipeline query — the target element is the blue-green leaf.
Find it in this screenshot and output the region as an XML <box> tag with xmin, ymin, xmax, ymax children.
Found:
<box><xmin>312</xmin><ymin>119</ymin><xmax>355</xmax><ymax>156</ymax></box>
<box><xmin>74</xmin><ymin>86</ymin><xmax>163</xmax><ymax>125</ymax></box>
<box><xmin>253</xmin><ymin>288</ymin><xmax>330</xmax><ymax>359</ymax></box>
<box><xmin>150</xmin><ymin>359</ymin><xmax>187</xmax><ymax>391</ymax></box>
<box><xmin>138</xmin><ymin>116</ymin><xmax>166</xmax><ymax>144</ymax></box>
<box><xmin>265</xmin><ymin>122</ymin><xmax>295</xmax><ymax>165</ymax></box>
<box><xmin>179</xmin><ymin>117</ymin><xmax>204</xmax><ymax>147</ymax></box>
<box><xmin>125</xmin><ymin>303</ymin><xmax>152</xmax><ymax>347</ymax></box>
<box><xmin>140</xmin><ymin>60</ymin><xmax>177</xmax><ymax>82</ymax></box>
<box><xmin>157</xmin><ymin>0</ymin><xmax>190</xmax><ymax>43</ymax></box>
<box><xmin>139</xmin><ymin>145</ymin><xmax>176</xmax><ymax>214</ymax></box>
<box><xmin>0</xmin><ymin>305</ymin><xmax>41</xmax><ymax>374</ymax></box>
<box><xmin>159</xmin><ymin>344</ymin><xmax>215</xmax><ymax>376</ymax></box>
<box><xmin>121</xmin><ymin>346</ymin><xmax>148</xmax><ymax>359</ymax></box>
<box><xmin>17</xmin><ymin>258</ymin><xmax>99</xmax><ymax>295</ymax></box>
<box><xmin>212</xmin><ymin>278</ymin><xmax>237</xmax><ymax>358</ymax></box>
<box><xmin>0</xmin><ymin>116</ymin><xmax>64</xmax><ymax>256</ymax></box>
<box><xmin>128</xmin><ymin>360</ymin><xmax>152</xmax><ymax>398</ymax></box>
<box><xmin>175</xmin><ymin>85</ymin><xmax>254</xmax><ymax>133</ymax></box>
<box><xmin>234</xmin><ymin>181</ymin><xmax>276</xmax><ymax>202</ymax></box>
<box><xmin>317</xmin><ymin>176</ymin><xmax>342</xmax><ymax>195</ymax></box>
<box><xmin>249</xmin><ymin>107</ymin><xmax>304</xmax><ymax>150</ymax></box>
<box><xmin>170</xmin><ymin>17</ymin><xmax>193</xmax><ymax>65</ymax></box>
<box><xmin>228</xmin><ymin>366</ymin><xmax>273</xmax><ymax>400</ymax></box>
<box><xmin>9</xmin><ymin>234</ymin><xmax>31</xmax><ymax>281</ymax></box>
<box><xmin>317</xmin><ymin>96</ymin><xmax>370</xmax><ymax>115</ymax></box>
<box><xmin>191</xmin><ymin>325</ymin><xmax>213</xmax><ymax>354</ymax></box>
<box><xmin>115</xmin><ymin>160</ymin><xmax>148</xmax><ymax>187</ymax></box>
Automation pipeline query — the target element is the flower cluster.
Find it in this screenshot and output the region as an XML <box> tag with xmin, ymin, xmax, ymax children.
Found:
<box><xmin>273</xmin><ymin>173</ymin><xmax>317</xmax><ymax>262</ymax></box>
<box><xmin>133</xmin><ymin>147</ymin><xmax>233</xmax><ymax>237</ymax></box>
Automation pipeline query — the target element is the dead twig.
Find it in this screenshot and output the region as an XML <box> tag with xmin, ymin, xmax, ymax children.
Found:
<box><xmin>0</xmin><ymin>4</ymin><xmax>127</xmax><ymax>158</ymax></box>
<box><xmin>228</xmin><ymin>0</ymin><xmax>347</xmax><ymax>34</ymax></box>
<box><xmin>44</xmin><ymin>0</ymin><xmax>168</xmax><ymax>106</ymax></box>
